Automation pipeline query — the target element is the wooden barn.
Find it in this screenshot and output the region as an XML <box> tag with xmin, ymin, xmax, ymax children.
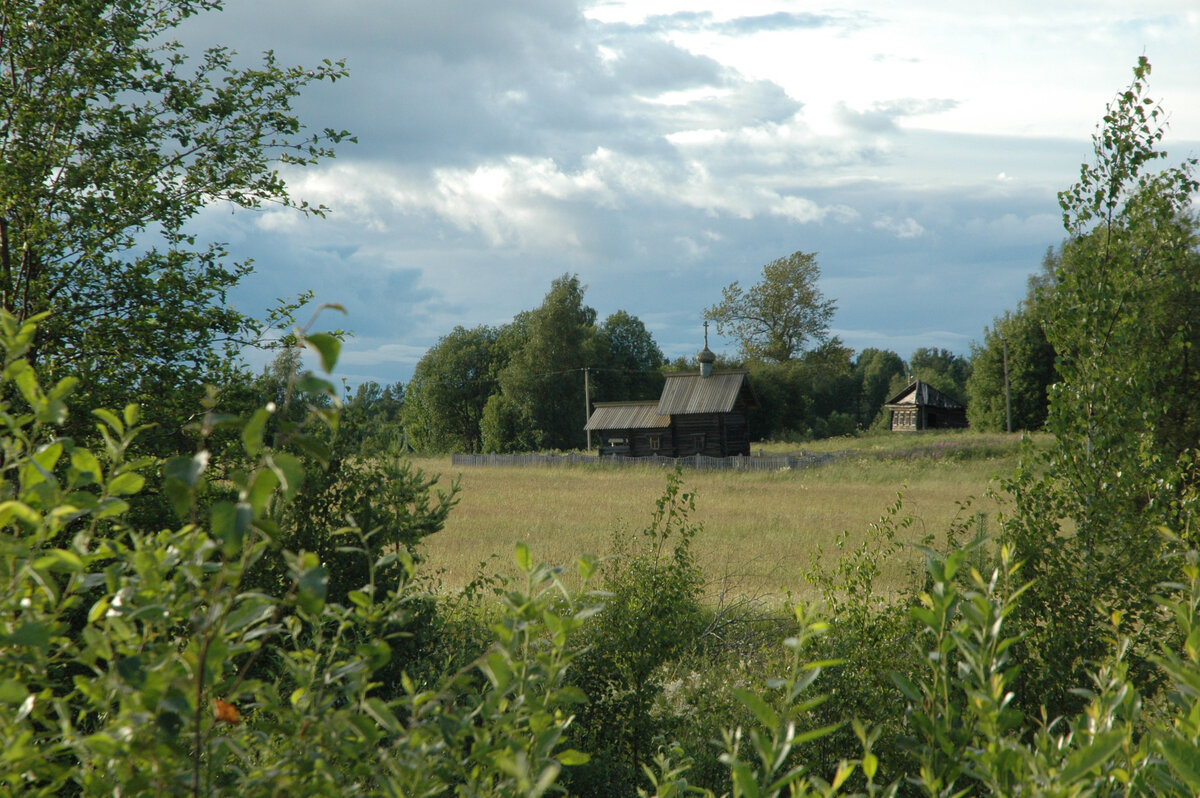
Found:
<box><xmin>586</xmin><ymin>341</ymin><xmax>759</xmax><ymax>457</ymax></box>
<box><xmin>884</xmin><ymin>380</ymin><xmax>968</xmax><ymax>431</ymax></box>
<box><xmin>584</xmin><ymin>401</ymin><xmax>671</xmax><ymax>457</ymax></box>
<box><xmin>657</xmin><ymin>369</ymin><xmax>757</xmax><ymax>456</ymax></box>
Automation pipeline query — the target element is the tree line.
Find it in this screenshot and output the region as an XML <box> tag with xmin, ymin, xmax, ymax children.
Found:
<box><xmin>5</xmin><ymin>1</ymin><xmax>1200</xmax><ymax>792</ymax></box>
<box><xmin>402</xmin><ymin>261</ymin><xmax>978</xmax><ymax>453</ymax></box>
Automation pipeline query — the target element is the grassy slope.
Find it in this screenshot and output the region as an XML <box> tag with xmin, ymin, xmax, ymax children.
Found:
<box><xmin>413</xmin><ymin>430</ymin><xmax>1049</xmax><ymax>602</ymax></box>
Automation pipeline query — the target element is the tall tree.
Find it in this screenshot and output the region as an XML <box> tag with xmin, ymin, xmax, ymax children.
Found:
<box><xmin>1002</xmin><ymin>57</ymin><xmax>1200</xmax><ymax>718</ymax></box>
<box><xmin>484</xmin><ymin>274</ymin><xmax>597</xmax><ymax>452</ymax></box>
<box><xmin>853</xmin><ymin>348</ymin><xmax>907</xmax><ymax>427</ymax></box>
<box><xmin>403</xmin><ymin>325</ymin><xmax>505</xmax><ymax>453</ymax></box>
<box><xmin>705</xmin><ymin>251</ymin><xmax>835</xmax><ymax>363</ymax></box>
<box><xmin>340</xmin><ymin>380</ymin><xmax>406</xmax><ymax>456</ymax></box>
<box><xmin>907</xmin><ymin>348</ymin><xmax>971</xmax><ymax>402</ymax></box>
<box><xmin>967</xmin><ymin>251</ymin><xmax>1058</xmax><ymax>432</ymax></box>
<box><xmin>593</xmin><ymin>310</ymin><xmax>666</xmax><ymax>402</ymax></box>
<box><xmin>0</xmin><ymin>0</ymin><xmax>349</xmax><ymax>433</ymax></box>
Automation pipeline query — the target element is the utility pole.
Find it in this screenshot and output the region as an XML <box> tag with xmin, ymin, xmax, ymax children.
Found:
<box><xmin>1002</xmin><ymin>338</ymin><xmax>1013</xmax><ymax>434</ymax></box>
<box><xmin>583</xmin><ymin>366</ymin><xmax>591</xmax><ymax>451</ymax></box>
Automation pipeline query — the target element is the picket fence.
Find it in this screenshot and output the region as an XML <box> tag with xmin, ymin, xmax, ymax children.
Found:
<box><xmin>449</xmin><ymin>451</ymin><xmax>837</xmax><ymax>472</ymax></box>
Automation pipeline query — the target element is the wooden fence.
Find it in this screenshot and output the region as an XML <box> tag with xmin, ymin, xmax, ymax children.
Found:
<box><xmin>449</xmin><ymin>451</ymin><xmax>837</xmax><ymax>471</ymax></box>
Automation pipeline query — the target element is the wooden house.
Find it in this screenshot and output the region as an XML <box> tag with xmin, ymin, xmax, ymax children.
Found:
<box><xmin>586</xmin><ymin>341</ymin><xmax>758</xmax><ymax>457</ymax></box>
<box><xmin>884</xmin><ymin>380</ymin><xmax>968</xmax><ymax>431</ymax></box>
<box><xmin>658</xmin><ymin>368</ymin><xmax>757</xmax><ymax>456</ymax></box>
<box><xmin>584</xmin><ymin>401</ymin><xmax>671</xmax><ymax>457</ymax></box>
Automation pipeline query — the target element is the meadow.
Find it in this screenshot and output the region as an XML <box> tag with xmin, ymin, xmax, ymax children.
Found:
<box><xmin>413</xmin><ymin>430</ymin><xmax>1048</xmax><ymax>602</ymax></box>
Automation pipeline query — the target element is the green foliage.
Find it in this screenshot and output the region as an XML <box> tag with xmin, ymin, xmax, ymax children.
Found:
<box><xmin>1000</xmin><ymin>57</ymin><xmax>1200</xmax><ymax>718</ymax></box>
<box><xmin>488</xmin><ymin>274</ymin><xmax>598</xmax><ymax>451</ymax></box>
<box><xmin>0</xmin><ymin>0</ymin><xmax>350</xmax><ymax>442</ymax></box>
<box><xmin>480</xmin><ymin>391</ymin><xmax>541</xmax><ymax>454</ymax></box>
<box><xmin>745</xmin><ymin>359</ymin><xmax>810</xmax><ymax>440</ymax></box>
<box><xmin>338</xmin><ymin>380</ymin><xmax>407</xmax><ymax>456</ymax></box>
<box><xmin>745</xmin><ymin>341</ymin><xmax>862</xmax><ymax>441</ymax></box>
<box><xmin>412</xmin><ymin>276</ymin><xmax>667</xmax><ymax>453</ymax></box>
<box><xmin>706</xmin><ymin>251</ymin><xmax>836</xmax><ymax>363</ymax></box>
<box><xmin>905</xmin><ymin>348</ymin><xmax>971</xmax><ymax>403</ymax></box>
<box><xmin>594</xmin><ymin>309</ymin><xmax>667</xmax><ymax>402</ymax></box>
<box><xmin>853</xmin><ymin>349</ymin><xmax>907</xmax><ymax>428</ymax></box>
<box><xmin>404</xmin><ymin>324</ymin><xmax>506</xmax><ymax>453</ymax></box>
<box><xmin>0</xmin><ymin>311</ymin><xmax>599</xmax><ymax>796</ymax></box>
<box><xmin>798</xmin><ymin>491</ymin><xmax>921</xmax><ymax>785</ymax></box>
<box><xmin>966</xmin><ymin>252</ymin><xmax>1058</xmax><ymax>432</ymax></box>
<box><xmin>568</xmin><ymin>470</ymin><xmax>707</xmax><ymax>796</ymax></box>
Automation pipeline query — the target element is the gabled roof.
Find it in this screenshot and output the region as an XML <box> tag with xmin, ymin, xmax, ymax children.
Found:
<box><xmin>884</xmin><ymin>379</ymin><xmax>966</xmax><ymax>410</ymax></box>
<box><xmin>657</xmin><ymin>369</ymin><xmax>755</xmax><ymax>415</ymax></box>
<box><xmin>585</xmin><ymin>401</ymin><xmax>670</xmax><ymax>431</ymax></box>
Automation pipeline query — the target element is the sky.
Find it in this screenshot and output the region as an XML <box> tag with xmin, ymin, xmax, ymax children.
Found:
<box><xmin>178</xmin><ymin>1</ymin><xmax>1200</xmax><ymax>389</ymax></box>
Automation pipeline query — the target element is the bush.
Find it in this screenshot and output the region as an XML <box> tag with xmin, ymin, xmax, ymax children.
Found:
<box><xmin>0</xmin><ymin>311</ymin><xmax>595</xmax><ymax>796</ymax></box>
<box><xmin>566</xmin><ymin>470</ymin><xmax>707</xmax><ymax>796</ymax></box>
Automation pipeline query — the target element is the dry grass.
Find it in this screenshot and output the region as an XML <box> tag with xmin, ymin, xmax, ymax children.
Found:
<box><xmin>411</xmin><ymin>432</ymin><xmax>1044</xmax><ymax>603</ymax></box>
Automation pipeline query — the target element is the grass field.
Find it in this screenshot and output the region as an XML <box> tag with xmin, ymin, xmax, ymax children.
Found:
<box><xmin>412</xmin><ymin>431</ymin><xmax>1049</xmax><ymax>603</ymax></box>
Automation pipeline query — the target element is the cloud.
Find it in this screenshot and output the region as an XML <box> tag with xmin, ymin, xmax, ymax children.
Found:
<box><xmin>628</xmin><ymin>10</ymin><xmax>867</xmax><ymax>36</ymax></box>
<box><xmin>874</xmin><ymin>216</ymin><xmax>925</xmax><ymax>238</ymax></box>
<box><xmin>834</xmin><ymin>98</ymin><xmax>959</xmax><ymax>133</ymax></box>
<box><xmin>171</xmin><ymin>0</ymin><xmax>1200</xmax><ymax>391</ymax></box>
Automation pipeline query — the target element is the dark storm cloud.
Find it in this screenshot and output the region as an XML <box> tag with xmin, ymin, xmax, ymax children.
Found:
<box><xmin>168</xmin><ymin>2</ymin><xmax>1200</xmax><ymax>389</ymax></box>
<box><xmin>178</xmin><ymin>0</ymin><xmax>791</xmax><ymax>168</ymax></box>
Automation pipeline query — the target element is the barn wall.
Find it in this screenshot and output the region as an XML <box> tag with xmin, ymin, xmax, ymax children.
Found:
<box><xmin>671</xmin><ymin>411</ymin><xmax>751</xmax><ymax>457</ymax></box>
<box><xmin>631</xmin><ymin>428</ymin><xmax>673</xmax><ymax>457</ymax></box>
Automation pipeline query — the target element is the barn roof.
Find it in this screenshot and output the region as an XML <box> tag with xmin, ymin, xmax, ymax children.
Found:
<box><xmin>884</xmin><ymin>380</ymin><xmax>966</xmax><ymax>410</ymax></box>
<box><xmin>585</xmin><ymin>401</ymin><xmax>671</xmax><ymax>431</ymax></box>
<box><xmin>657</xmin><ymin>369</ymin><xmax>754</xmax><ymax>415</ymax></box>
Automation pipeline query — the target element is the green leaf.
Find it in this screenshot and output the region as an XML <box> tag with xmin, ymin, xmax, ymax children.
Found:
<box><xmin>890</xmin><ymin>672</ymin><xmax>924</xmax><ymax>703</ymax></box>
<box><xmin>1160</xmin><ymin>736</ymin><xmax>1200</xmax><ymax>790</ymax></box>
<box><xmin>8</xmin><ymin>360</ymin><xmax>39</xmax><ymax>407</ymax></box>
<box><xmin>515</xmin><ymin>541</ymin><xmax>532</xmax><ymax>572</ymax></box>
<box><xmin>223</xmin><ymin>597</ymin><xmax>274</xmax><ymax>635</ymax></box>
<box><xmin>116</xmin><ymin>656</ymin><xmax>145</xmax><ymax>688</ymax></box>
<box><xmin>0</xmin><ymin>680</ymin><xmax>27</xmax><ymax>705</ymax></box>
<box><xmin>556</xmin><ymin>749</ymin><xmax>590</xmax><ymax>766</ymax></box>
<box><xmin>242</xmin><ymin>406</ymin><xmax>272</xmax><ymax>457</ymax></box>
<box><xmin>832</xmin><ymin>761</ymin><xmax>855</xmax><ymax>790</ymax></box>
<box><xmin>92</xmin><ymin>407</ymin><xmax>125</xmax><ymax>436</ymax></box>
<box><xmin>305</xmin><ymin>332</ymin><xmax>341</xmax><ymax>373</ymax></box>
<box><xmin>356</xmin><ymin>639</ymin><xmax>391</xmax><ymax>670</ymax></box>
<box><xmin>292</xmin><ymin>434</ymin><xmax>332</xmax><ymax>466</ymax></box>
<box><xmin>734</xmin><ymin>687</ymin><xmax>779</xmax><ymax>730</ymax></box>
<box><xmin>84</xmin><ymin>733</ymin><xmax>123</xmax><ymax>757</ymax></box>
<box><xmin>246</xmin><ymin>468</ymin><xmax>279</xmax><ymax>514</ymax></box>
<box><xmin>297</xmin><ymin>564</ymin><xmax>329</xmax><ymax>615</ymax></box>
<box><xmin>731</xmin><ymin>762</ymin><xmax>761</xmax><ymax>798</ymax></box>
<box><xmin>267</xmin><ymin>452</ymin><xmax>305</xmax><ymax>499</ymax></box>
<box><xmin>1059</xmin><ymin>729</ymin><xmax>1127</xmax><ymax>783</ymax></box>
<box><xmin>0</xmin><ymin>500</ymin><xmax>42</xmax><ymax>528</ymax></box>
<box><xmin>70</xmin><ymin>448</ymin><xmax>103</xmax><ymax>484</ymax></box>
<box><xmin>107</xmin><ymin>471</ymin><xmax>145</xmax><ymax>496</ymax></box>
<box><xmin>4</xmin><ymin>621</ymin><xmax>52</xmax><ymax>650</ymax></box>
<box><xmin>164</xmin><ymin>451</ymin><xmax>209</xmax><ymax>488</ymax></box>
<box><xmin>296</xmin><ymin>373</ymin><xmax>336</xmax><ymax>397</ymax></box>
<box><xmin>364</xmin><ymin>697</ymin><xmax>400</xmax><ymax>733</ymax></box>
<box><xmin>33</xmin><ymin>548</ymin><xmax>85</xmax><ymax>573</ymax></box>
<box><xmin>95</xmin><ymin>497</ymin><xmax>130</xmax><ymax>520</ymax></box>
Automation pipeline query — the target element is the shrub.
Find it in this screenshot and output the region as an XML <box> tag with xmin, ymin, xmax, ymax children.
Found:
<box><xmin>0</xmin><ymin>311</ymin><xmax>594</xmax><ymax>796</ymax></box>
<box><xmin>567</xmin><ymin>470</ymin><xmax>707</xmax><ymax>796</ymax></box>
